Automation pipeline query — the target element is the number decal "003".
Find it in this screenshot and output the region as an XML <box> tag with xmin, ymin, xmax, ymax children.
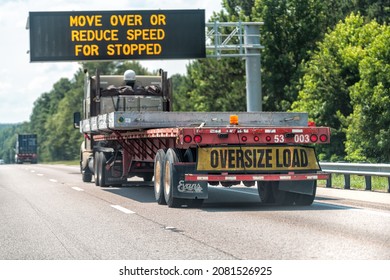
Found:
<box><xmin>274</xmin><ymin>134</ymin><xmax>311</xmax><ymax>143</ymax></box>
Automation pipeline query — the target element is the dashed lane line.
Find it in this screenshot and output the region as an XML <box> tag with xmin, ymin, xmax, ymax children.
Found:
<box><xmin>71</xmin><ymin>187</ymin><xmax>84</xmax><ymax>192</ymax></box>
<box><xmin>111</xmin><ymin>205</ymin><xmax>135</xmax><ymax>214</ymax></box>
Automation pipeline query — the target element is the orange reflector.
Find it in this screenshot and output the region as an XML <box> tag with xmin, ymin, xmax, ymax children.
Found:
<box><xmin>230</xmin><ymin>115</ymin><xmax>239</xmax><ymax>125</ymax></box>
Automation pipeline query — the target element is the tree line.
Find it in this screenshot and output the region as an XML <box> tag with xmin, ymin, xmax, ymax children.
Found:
<box><xmin>0</xmin><ymin>0</ymin><xmax>389</xmax><ymax>163</ymax></box>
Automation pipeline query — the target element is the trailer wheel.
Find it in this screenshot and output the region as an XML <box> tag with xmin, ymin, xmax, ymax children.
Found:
<box><xmin>154</xmin><ymin>149</ymin><xmax>167</xmax><ymax>205</ymax></box>
<box><xmin>164</xmin><ymin>148</ymin><xmax>185</xmax><ymax>208</ymax></box>
<box><xmin>295</xmin><ymin>182</ymin><xmax>316</xmax><ymax>206</ymax></box>
<box><xmin>94</xmin><ymin>151</ymin><xmax>100</xmax><ymax>186</ymax></box>
<box><xmin>257</xmin><ymin>181</ymin><xmax>272</xmax><ymax>203</ymax></box>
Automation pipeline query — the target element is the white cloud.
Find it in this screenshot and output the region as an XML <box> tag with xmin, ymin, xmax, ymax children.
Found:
<box><xmin>0</xmin><ymin>0</ymin><xmax>223</xmax><ymax>123</ymax></box>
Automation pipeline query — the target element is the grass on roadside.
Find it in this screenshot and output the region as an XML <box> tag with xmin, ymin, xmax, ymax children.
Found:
<box><xmin>318</xmin><ymin>174</ymin><xmax>389</xmax><ymax>192</ymax></box>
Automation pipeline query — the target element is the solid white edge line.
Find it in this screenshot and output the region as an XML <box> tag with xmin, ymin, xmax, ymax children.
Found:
<box><xmin>111</xmin><ymin>205</ymin><xmax>135</xmax><ymax>214</ymax></box>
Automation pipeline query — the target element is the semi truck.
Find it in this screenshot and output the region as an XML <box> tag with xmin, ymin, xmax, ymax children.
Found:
<box><xmin>74</xmin><ymin>69</ymin><xmax>330</xmax><ymax>208</ymax></box>
<box><xmin>15</xmin><ymin>134</ymin><xmax>38</xmax><ymax>164</ymax></box>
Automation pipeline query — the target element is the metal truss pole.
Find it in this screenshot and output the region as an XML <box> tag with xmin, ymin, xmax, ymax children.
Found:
<box><xmin>206</xmin><ymin>22</ymin><xmax>263</xmax><ymax>112</ymax></box>
<box><xmin>244</xmin><ymin>24</ymin><xmax>262</xmax><ymax>112</ymax></box>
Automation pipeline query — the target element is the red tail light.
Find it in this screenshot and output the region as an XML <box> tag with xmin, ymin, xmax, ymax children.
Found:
<box><xmin>194</xmin><ymin>135</ymin><xmax>202</xmax><ymax>143</ymax></box>
<box><xmin>320</xmin><ymin>134</ymin><xmax>328</xmax><ymax>142</ymax></box>
<box><xmin>184</xmin><ymin>135</ymin><xmax>192</xmax><ymax>143</ymax></box>
<box><xmin>310</xmin><ymin>134</ymin><xmax>318</xmax><ymax>142</ymax></box>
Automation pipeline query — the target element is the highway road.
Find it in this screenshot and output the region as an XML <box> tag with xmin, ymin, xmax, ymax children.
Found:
<box><xmin>1</xmin><ymin>163</ymin><xmax>389</xmax><ymax>260</ymax></box>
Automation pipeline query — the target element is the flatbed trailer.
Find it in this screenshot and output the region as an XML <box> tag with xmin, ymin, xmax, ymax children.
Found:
<box><xmin>75</xmin><ymin>71</ymin><xmax>330</xmax><ymax>208</ymax></box>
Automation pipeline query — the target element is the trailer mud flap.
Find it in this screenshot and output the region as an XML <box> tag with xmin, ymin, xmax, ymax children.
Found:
<box><xmin>172</xmin><ymin>164</ymin><xmax>208</xmax><ymax>199</ymax></box>
<box><xmin>279</xmin><ymin>180</ymin><xmax>315</xmax><ymax>195</ymax></box>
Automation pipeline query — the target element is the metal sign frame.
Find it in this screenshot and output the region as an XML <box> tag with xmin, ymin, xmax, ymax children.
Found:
<box><xmin>206</xmin><ymin>21</ymin><xmax>264</xmax><ymax>111</ymax></box>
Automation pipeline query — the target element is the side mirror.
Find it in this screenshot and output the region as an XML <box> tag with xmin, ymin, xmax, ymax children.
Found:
<box><xmin>73</xmin><ymin>112</ymin><xmax>81</xmax><ymax>128</ymax></box>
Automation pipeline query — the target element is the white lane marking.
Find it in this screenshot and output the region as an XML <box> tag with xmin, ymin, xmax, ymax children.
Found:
<box><xmin>71</xmin><ymin>187</ymin><xmax>84</xmax><ymax>192</ymax></box>
<box><xmin>30</xmin><ymin>170</ymin><xmax>35</xmax><ymax>173</ymax></box>
<box><xmin>37</xmin><ymin>173</ymin><xmax>44</xmax><ymax>176</ymax></box>
<box><xmin>49</xmin><ymin>179</ymin><xmax>58</xmax><ymax>183</ymax></box>
<box><xmin>111</xmin><ymin>205</ymin><xmax>135</xmax><ymax>214</ymax></box>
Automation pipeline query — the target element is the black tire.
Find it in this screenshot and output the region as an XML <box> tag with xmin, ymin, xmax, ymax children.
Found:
<box><xmin>94</xmin><ymin>151</ymin><xmax>100</xmax><ymax>186</ymax></box>
<box><xmin>183</xmin><ymin>148</ymin><xmax>195</xmax><ymax>162</ymax></box>
<box><xmin>257</xmin><ymin>181</ymin><xmax>272</xmax><ymax>203</ymax></box>
<box><xmin>295</xmin><ymin>182</ymin><xmax>317</xmax><ymax>206</ymax></box>
<box><xmin>82</xmin><ymin>171</ymin><xmax>92</xmax><ymax>182</ymax></box>
<box><xmin>99</xmin><ymin>152</ymin><xmax>108</xmax><ymax>187</ymax></box>
<box><xmin>154</xmin><ymin>149</ymin><xmax>167</xmax><ymax>205</ymax></box>
<box><xmin>164</xmin><ymin>148</ymin><xmax>185</xmax><ymax>208</ymax></box>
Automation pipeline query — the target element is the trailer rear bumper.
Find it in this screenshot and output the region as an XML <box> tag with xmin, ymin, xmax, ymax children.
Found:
<box><xmin>184</xmin><ymin>172</ymin><xmax>329</xmax><ymax>182</ymax></box>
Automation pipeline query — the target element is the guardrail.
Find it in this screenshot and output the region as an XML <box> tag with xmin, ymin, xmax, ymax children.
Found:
<box><xmin>319</xmin><ymin>162</ymin><xmax>390</xmax><ymax>193</ymax></box>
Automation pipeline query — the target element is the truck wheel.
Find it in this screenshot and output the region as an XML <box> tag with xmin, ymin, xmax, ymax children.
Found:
<box><xmin>154</xmin><ymin>149</ymin><xmax>167</xmax><ymax>205</ymax></box>
<box><xmin>295</xmin><ymin>182</ymin><xmax>316</xmax><ymax>206</ymax></box>
<box><xmin>257</xmin><ymin>181</ymin><xmax>272</xmax><ymax>203</ymax></box>
<box><xmin>164</xmin><ymin>148</ymin><xmax>185</xmax><ymax>208</ymax></box>
<box><xmin>94</xmin><ymin>151</ymin><xmax>100</xmax><ymax>186</ymax></box>
<box><xmin>82</xmin><ymin>171</ymin><xmax>92</xmax><ymax>182</ymax></box>
<box><xmin>98</xmin><ymin>152</ymin><xmax>108</xmax><ymax>187</ymax></box>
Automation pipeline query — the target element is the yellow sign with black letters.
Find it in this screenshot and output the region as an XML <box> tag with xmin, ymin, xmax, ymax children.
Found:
<box><xmin>197</xmin><ymin>146</ymin><xmax>320</xmax><ymax>172</ymax></box>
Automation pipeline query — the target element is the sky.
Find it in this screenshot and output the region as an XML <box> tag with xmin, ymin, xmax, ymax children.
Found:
<box><xmin>0</xmin><ymin>0</ymin><xmax>223</xmax><ymax>123</ymax></box>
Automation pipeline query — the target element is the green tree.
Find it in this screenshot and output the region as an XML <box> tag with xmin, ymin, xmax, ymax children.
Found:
<box><xmin>253</xmin><ymin>0</ymin><xmax>353</xmax><ymax>111</ymax></box>
<box><xmin>346</xmin><ymin>24</ymin><xmax>390</xmax><ymax>162</ymax></box>
<box><xmin>292</xmin><ymin>14</ymin><xmax>389</xmax><ymax>161</ymax></box>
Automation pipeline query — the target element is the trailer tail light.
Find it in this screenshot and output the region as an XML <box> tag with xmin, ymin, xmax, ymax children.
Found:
<box><xmin>320</xmin><ymin>134</ymin><xmax>328</xmax><ymax>142</ymax></box>
<box><xmin>254</xmin><ymin>136</ymin><xmax>260</xmax><ymax>142</ymax></box>
<box><xmin>241</xmin><ymin>136</ymin><xmax>248</xmax><ymax>142</ymax></box>
<box><xmin>184</xmin><ymin>135</ymin><xmax>192</xmax><ymax>143</ymax></box>
<box><xmin>265</xmin><ymin>136</ymin><xmax>272</xmax><ymax>142</ymax></box>
<box><xmin>310</xmin><ymin>134</ymin><xmax>318</xmax><ymax>142</ymax></box>
<box><xmin>194</xmin><ymin>135</ymin><xmax>202</xmax><ymax>143</ymax></box>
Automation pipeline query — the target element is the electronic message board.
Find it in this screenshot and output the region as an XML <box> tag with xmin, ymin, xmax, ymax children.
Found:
<box><xmin>29</xmin><ymin>10</ymin><xmax>205</xmax><ymax>62</ymax></box>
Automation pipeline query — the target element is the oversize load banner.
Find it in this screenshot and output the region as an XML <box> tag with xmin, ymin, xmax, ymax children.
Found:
<box><xmin>29</xmin><ymin>10</ymin><xmax>205</xmax><ymax>61</ymax></box>
<box><xmin>197</xmin><ymin>146</ymin><xmax>320</xmax><ymax>172</ymax></box>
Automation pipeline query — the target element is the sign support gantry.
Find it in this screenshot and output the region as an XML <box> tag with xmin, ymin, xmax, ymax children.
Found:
<box><xmin>206</xmin><ymin>22</ymin><xmax>264</xmax><ymax>112</ymax></box>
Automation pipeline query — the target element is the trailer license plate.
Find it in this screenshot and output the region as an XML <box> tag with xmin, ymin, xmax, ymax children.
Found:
<box><xmin>196</xmin><ymin>146</ymin><xmax>320</xmax><ymax>172</ymax></box>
